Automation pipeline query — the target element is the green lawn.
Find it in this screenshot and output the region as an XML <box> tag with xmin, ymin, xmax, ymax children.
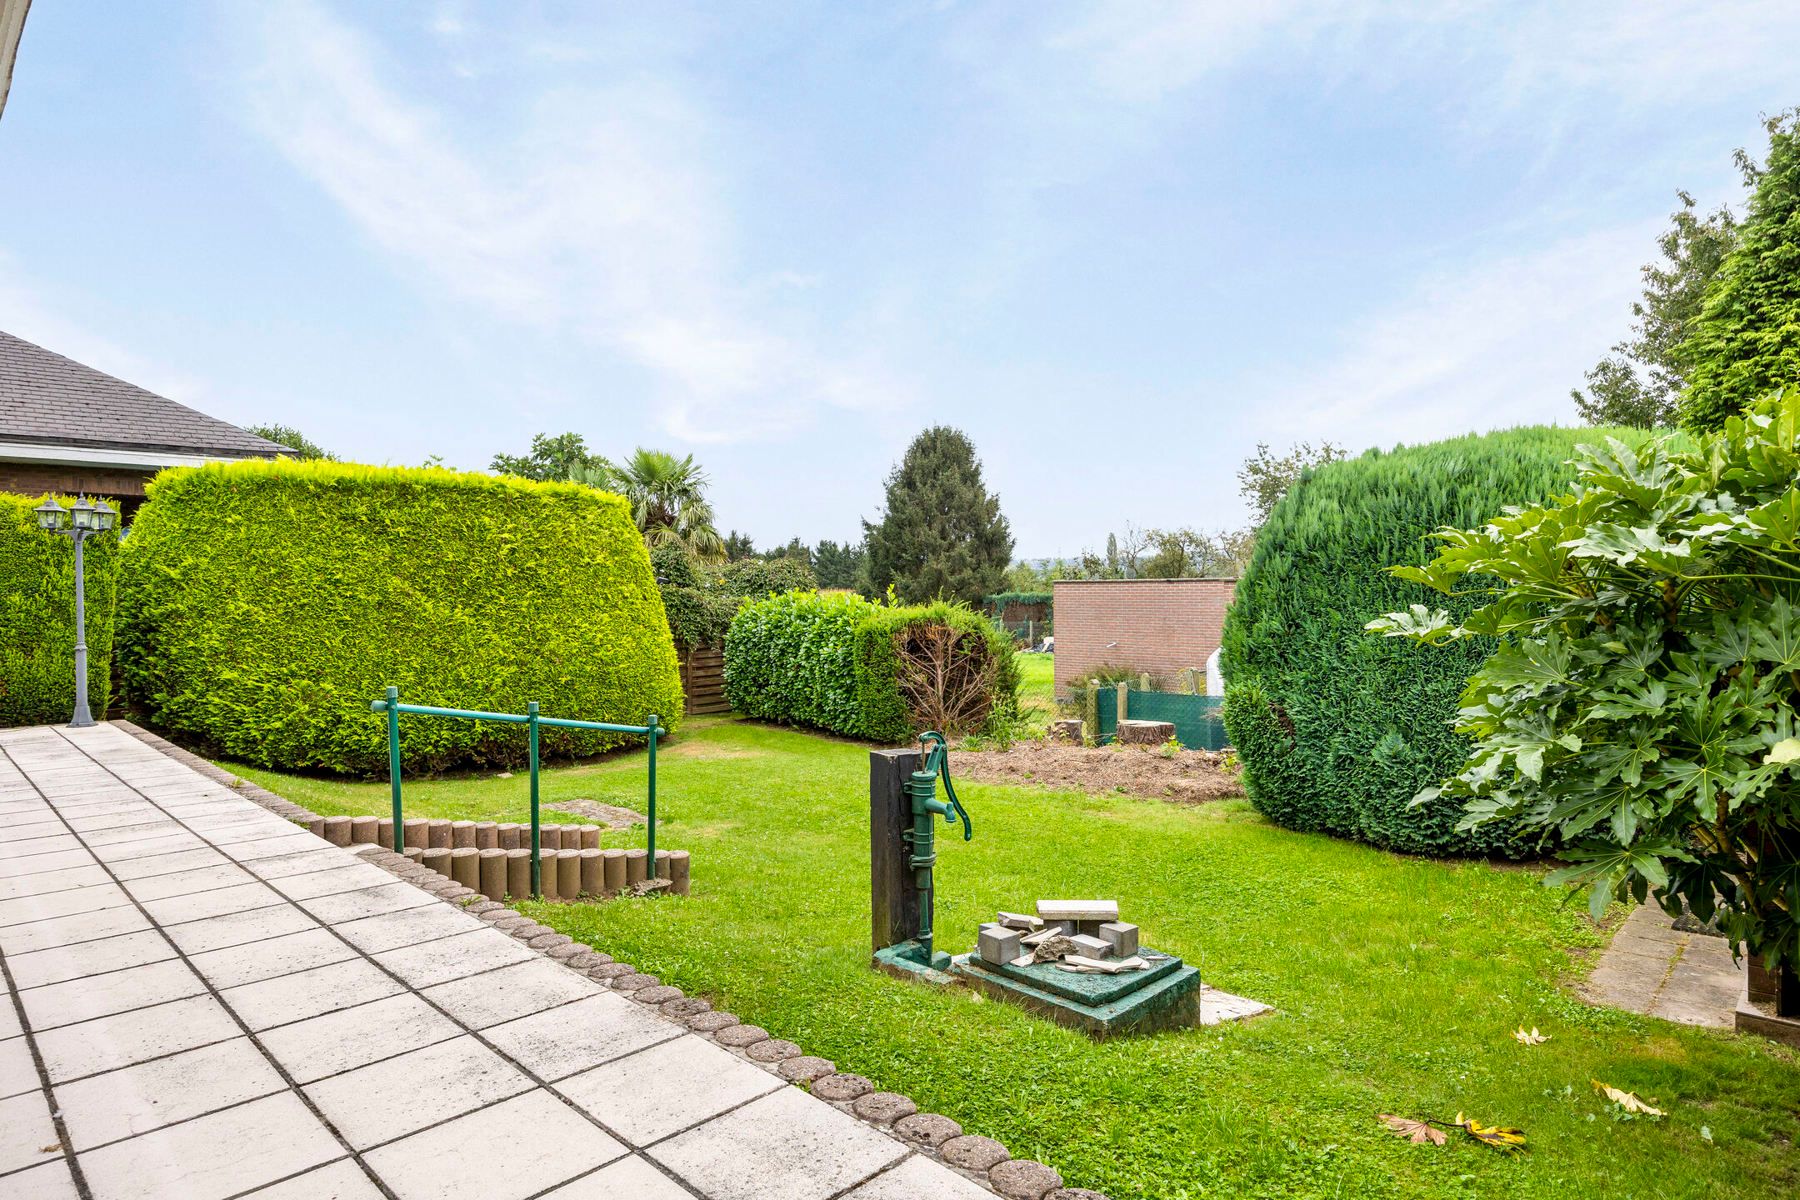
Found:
<box><xmin>231</xmin><ymin>718</ymin><xmax>1800</xmax><ymax>1200</ymax></box>
<box><xmin>1016</xmin><ymin>651</ymin><xmax>1056</xmax><ymax>722</ymax></box>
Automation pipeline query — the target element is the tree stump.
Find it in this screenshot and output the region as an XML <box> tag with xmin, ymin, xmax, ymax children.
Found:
<box><xmin>1116</xmin><ymin>719</ymin><xmax>1175</xmax><ymax>746</ymax></box>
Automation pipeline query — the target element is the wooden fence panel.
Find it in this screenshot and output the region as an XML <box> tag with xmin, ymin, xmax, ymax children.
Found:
<box><xmin>678</xmin><ymin>644</ymin><xmax>730</xmax><ymax>715</ymax></box>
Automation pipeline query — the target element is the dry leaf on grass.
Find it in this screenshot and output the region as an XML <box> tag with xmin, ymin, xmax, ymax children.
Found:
<box><xmin>1378</xmin><ymin>1115</ymin><xmax>1447</xmax><ymax>1145</ymax></box>
<box><xmin>1454</xmin><ymin>1112</ymin><xmax>1528</xmax><ymax>1153</ymax></box>
<box><xmin>1592</xmin><ymin>1080</ymin><xmax>1666</xmax><ymax>1117</ymax></box>
<box><xmin>1513</xmin><ymin>1027</ymin><xmax>1549</xmax><ymax>1045</ymax></box>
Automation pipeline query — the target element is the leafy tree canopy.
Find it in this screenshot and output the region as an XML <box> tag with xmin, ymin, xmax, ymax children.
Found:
<box><xmin>573</xmin><ymin>448</ymin><xmax>725</xmax><ymax>563</ymax></box>
<box><xmin>723</xmin><ymin>530</ymin><xmax>757</xmax><ymax>560</ymax></box>
<box><xmin>1238</xmin><ymin>440</ymin><xmax>1346</xmax><ymax>527</ymax></box>
<box><xmin>1574</xmin><ymin>192</ymin><xmax>1740</xmax><ymax>428</ymax></box>
<box><xmin>489</xmin><ymin>432</ymin><xmax>597</xmax><ymax>481</ymax></box>
<box><xmin>863</xmin><ymin>426</ymin><xmax>1013</xmax><ymax>606</ymax></box>
<box><xmin>1679</xmin><ymin>111</ymin><xmax>1800</xmax><ymax>431</ymax></box>
<box><xmin>249</xmin><ymin>424</ymin><xmax>336</xmax><ymax>461</ymax></box>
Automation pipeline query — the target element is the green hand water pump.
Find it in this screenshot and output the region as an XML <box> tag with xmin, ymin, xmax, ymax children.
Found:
<box><xmin>901</xmin><ymin>731</ymin><xmax>972</xmax><ymax>967</ymax></box>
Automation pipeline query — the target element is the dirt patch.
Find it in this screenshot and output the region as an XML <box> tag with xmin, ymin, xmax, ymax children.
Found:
<box><xmin>952</xmin><ymin>742</ymin><xmax>1244</xmax><ymax>805</ymax></box>
<box><xmin>662</xmin><ymin>740</ymin><xmax>765</xmax><ymax>760</ymax></box>
<box><xmin>545</xmin><ymin>799</ymin><xmax>648</xmax><ymax>828</ymax></box>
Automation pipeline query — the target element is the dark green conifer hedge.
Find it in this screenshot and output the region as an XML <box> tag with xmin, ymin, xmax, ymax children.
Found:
<box><xmin>1</xmin><ymin>494</ymin><xmax>119</xmax><ymax>727</ymax></box>
<box><xmin>120</xmin><ymin>460</ymin><xmax>682</xmax><ymax>773</ymax></box>
<box><xmin>1221</xmin><ymin>427</ymin><xmax>1647</xmax><ymax>857</ymax></box>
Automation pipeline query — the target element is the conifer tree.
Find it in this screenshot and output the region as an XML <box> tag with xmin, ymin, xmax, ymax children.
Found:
<box><xmin>1679</xmin><ymin>111</ymin><xmax>1800</xmax><ymax>431</ymax></box>
<box><xmin>862</xmin><ymin>427</ymin><xmax>1013</xmax><ymax>606</ymax></box>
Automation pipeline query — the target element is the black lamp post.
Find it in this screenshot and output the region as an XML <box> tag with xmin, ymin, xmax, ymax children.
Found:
<box><xmin>34</xmin><ymin>495</ymin><xmax>117</xmax><ymax>728</ymax></box>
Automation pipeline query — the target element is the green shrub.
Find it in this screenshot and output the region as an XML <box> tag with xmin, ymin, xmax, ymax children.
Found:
<box><xmin>1221</xmin><ymin>426</ymin><xmax>1654</xmax><ymax>857</ymax></box>
<box><xmin>0</xmin><ymin>494</ymin><xmax>119</xmax><ymax>727</ymax></box>
<box><xmin>1371</xmin><ymin>387</ymin><xmax>1800</xmax><ymax>981</ymax></box>
<box><xmin>651</xmin><ymin>545</ymin><xmax>815</xmax><ymax>650</ymax></box>
<box><xmin>120</xmin><ymin>460</ymin><xmax>682</xmax><ymax>773</ymax></box>
<box><xmin>725</xmin><ymin>591</ymin><xmax>1016</xmax><ymax>741</ymax></box>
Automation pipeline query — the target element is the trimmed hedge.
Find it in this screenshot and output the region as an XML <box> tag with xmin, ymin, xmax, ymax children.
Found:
<box><xmin>725</xmin><ymin>591</ymin><xmax>1017</xmax><ymax>742</ymax></box>
<box><xmin>120</xmin><ymin>460</ymin><xmax>682</xmax><ymax>773</ymax></box>
<box><xmin>1</xmin><ymin>494</ymin><xmax>119</xmax><ymax>727</ymax></box>
<box><xmin>1220</xmin><ymin>426</ymin><xmax>1650</xmax><ymax>858</ymax></box>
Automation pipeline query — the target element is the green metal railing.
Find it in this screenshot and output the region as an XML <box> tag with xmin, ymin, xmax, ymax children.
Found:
<box><xmin>370</xmin><ymin>686</ymin><xmax>662</xmax><ymax>899</ymax></box>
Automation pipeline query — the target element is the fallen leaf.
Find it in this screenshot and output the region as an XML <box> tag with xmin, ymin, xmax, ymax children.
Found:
<box><xmin>1513</xmin><ymin>1027</ymin><xmax>1549</xmax><ymax>1045</ymax></box>
<box><xmin>1378</xmin><ymin>1114</ymin><xmax>1447</xmax><ymax>1145</ymax></box>
<box><xmin>1592</xmin><ymin>1080</ymin><xmax>1665</xmax><ymax>1117</ymax></box>
<box><xmin>1454</xmin><ymin>1112</ymin><xmax>1528</xmax><ymax>1154</ymax></box>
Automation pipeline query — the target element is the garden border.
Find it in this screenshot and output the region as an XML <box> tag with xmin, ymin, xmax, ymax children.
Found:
<box><xmin>112</xmin><ymin>719</ymin><xmax>1108</xmax><ymax>1200</ymax></box>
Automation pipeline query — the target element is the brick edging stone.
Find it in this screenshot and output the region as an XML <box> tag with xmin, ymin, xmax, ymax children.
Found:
<box><xmin>114</xmin><ymin>719</ymin><xmax>1104</xmax><ymax>1200</ymax></box>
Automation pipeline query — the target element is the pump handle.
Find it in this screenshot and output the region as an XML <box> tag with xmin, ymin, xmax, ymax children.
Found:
<box><xmin>919</xmin><ymin>732</ymin><xmax>973</xmax><ymax>842</ymax></box>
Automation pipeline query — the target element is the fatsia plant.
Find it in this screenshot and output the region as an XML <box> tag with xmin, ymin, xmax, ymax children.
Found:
<box><xmin>1367</xmin><ymin>387</ymin><xmax>1800</xmax><ymax>1005</ymax></box>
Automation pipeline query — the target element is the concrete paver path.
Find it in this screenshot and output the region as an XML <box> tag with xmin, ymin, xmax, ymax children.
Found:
<box><xmin>1582</xmin><ymin>900</ymin><xmax>1745</xmax><ymax>1028</ymax></box>
<box><xmin>1</xmin><ymin>723</ymin><xmax>989</xmax><ymax>1200</ymax></box>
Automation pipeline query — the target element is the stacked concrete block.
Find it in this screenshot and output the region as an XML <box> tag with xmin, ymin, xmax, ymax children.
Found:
<box><xmin>1100</xmin><ymin>922</ymin><xmax>1139</xmax><ymax>958</ymax></box>
<box><xmin>451</xmin><ymin>820</ymin><xmax>477</xmax><ymax>848</ymax></box>
<box><xmin>427</xmin><ymin>819</ymin><xmax>452</xmax><ymax>849</ymax></box>
<box><xmin>556</xmin><ymin>850</ymin><xmax>581</xmax><ymax>899</ymax></box>
<box><xmin>498</xmin><ymin>823</ymin><xmax>521</xmax><ymax>850</ymax></box>
<box><xmin>350</xmin><ymin>815</ymin><xmax>379</xmax><ymax>844</ymax></box>
<box><xmin>578</xmin><ymin>824</ymin><xmax>601</xmax><ymax>849</ymax></box>
<box><xmin>322</xmin><ymin>815</ymin><xmax>353</xmax><ymax>846</ymax></box>
<box><xmin>402</xmin><ymin>847</ymin><xmax>425</xmax><ymax>863</ymax></box>
<box><xmin>579</xmin><ymin>849</ymin><xmax>603</xmax><ymax>897</ymax></box>
<box><xmin>602</xmin><ymin>850</ymin><xmax>626</xmax><ymax>894</ymax></box>
<box><xmin>475</xmin><ymin>822</ymin><xmax>498</xmax><ymax>849</ymax></box>
<box><xmin>625</xmin><ymin>849</ymin><xmax>648</xmax><ymax>885</ymax></box>
<box><xmin>667</xmin><ymin>850</ymin><xmax>691</xmax><ymax>896</ymax></box>
<box><xmin>403</xmin><ymin>818</ymin><xmax>430</xmax><ymax>849</ymax></box>
<box><xmin>420</xmin><ymin>846</ymin><xmax>451</xmax><ymax>875</ymax></box>
<box><xmin>979</xmin><ymin>925</ymin><xmax>1023</xmax><ymax>966</ymax></box>
<box><xmin>378</xmin><ymin>818</ymin><xmax>395</xmax><ymax>847</ymax></box>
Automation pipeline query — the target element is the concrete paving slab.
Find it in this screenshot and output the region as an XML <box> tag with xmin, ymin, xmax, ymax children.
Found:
<box><xmin>846</xmin><ymin>1154</ymin><xmax>998</xmax><ymax>1200</ymax></box>
<box><xmin>0</xmin><ymin>1033</ymin><xmax>37</xmax><ymax>1099</ymax></box>
<box><xmin>74</xmin><ymin>1091</ymin><xmax>344</xmax><ymax>1200</ymax></box>
<box><xmin>303</xmin><ymin>1036</ymin><xmax>535</xmax><ymax>1149</ymax></box>
<box><xmin>374</xmin><ymin>928</ymin><xmax>540</xmax><ymax>989</ymax></box>
<box><xmin>483</xmin><ymin>992</ymin><xmax>680</xmax><ymax>1082</ymax></box>
<box><xmin>651</xmin><ymin>1085</ymin><xmax>908</xmax><ymax>1200</ymax></box>
<box><xmin>19</xmin><ymin>957</ymin><xmax>207</xmax><ymax>1031</ymax></box>
<box><xmin>3</xmin><ymin>929</ymin><xmax>177</xmax><ymax>990</ymax></box>
<box><xmin>542</xmin><ymin>1156</ymin><xmax>699</xmax><ymax>1199</ymax></box>
<box><xmin>361</xmin><ymin>1089</ymin><xmax>626</xmax><ymax>1200</ymax></box>
<box><xmin>241</xmin><ymin>1159</ymin><xmax>385</xmax><ymax>1199</ymax></box>
<box><xmin>421</xmin><ymin>957</ymin><xmax>603</xmax><ymax>1030</ymax></box>
<box><xmin>2</xmin><ymin>723</ymin><xmax>969</xmax><ymax>1200</ymax></box>
<box><xmin>555</xmin><ymin>1034</ymin><xmax>784</xmax><ymax>1142</ymax></box>
<box><xmin>32</xmin><ymin>993</ymin><xmax>243</xmax><ymax>1083</ymax></box>
<box><xmin>53</xmin><ymin>1037</ymin><xmax>287</xmax><ymax>1150</ymax></box>
<box><xmin>221</xmin><ymin>957</ymin><xmax>406</xmax><ymax>1032</ymax></box>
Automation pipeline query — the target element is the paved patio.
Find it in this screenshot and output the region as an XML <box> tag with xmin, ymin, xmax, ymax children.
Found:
<box><xmin>1582</xmin><ymin>900</ymin><xmax>1745</xmax><ymax>1028</ymax></box>
<box><xmin>0</xmin><ymin>722</ymin><xmax>996</xmax><ymax>1200</ymax></box>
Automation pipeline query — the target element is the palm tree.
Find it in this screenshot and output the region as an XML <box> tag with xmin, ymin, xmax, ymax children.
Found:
<box><xmin>572</xmin><ymin>449</ymin><xmax>726</xmax><ymax>562</ymax></box>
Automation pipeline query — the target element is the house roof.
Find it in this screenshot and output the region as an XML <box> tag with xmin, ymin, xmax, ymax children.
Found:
<box><xmin>0</xmin><ymin>329</ymin><xmax>287</xmax><ymax>459</ymax></box>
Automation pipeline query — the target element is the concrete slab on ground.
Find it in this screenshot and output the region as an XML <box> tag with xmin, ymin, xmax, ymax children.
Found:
<box><xmin>0</xmin><ymin>722</ymin><xmax>993</xmax><ymax>1200</ymax></box>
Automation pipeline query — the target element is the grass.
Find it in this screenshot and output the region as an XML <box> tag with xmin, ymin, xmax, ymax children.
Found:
<box><xmin>232</xmin><ymin>717</ymin><xmax>1800</xmax><ymax>1200</ymax></box>
<box><xmin>1015</xmin><ymin>651</ymin><xmax>1056</xmax><ymax>722</ymax></box>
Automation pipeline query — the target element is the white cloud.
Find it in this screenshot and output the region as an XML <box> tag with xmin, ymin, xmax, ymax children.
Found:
<box><xmin>1255</xmin><ymin>218</ymin><xmax>1661</xmax><ymax>450</ymax></box>
<box><xmin>235</xmin><ymin>0</ymin><xmax>904</xmax><ymax>443</ymax></box>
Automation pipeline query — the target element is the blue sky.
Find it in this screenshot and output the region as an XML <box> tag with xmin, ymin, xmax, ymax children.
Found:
<box><xmin>2</xmin><ymin>2</ymin><xmax>1796</xmax><ymax>556</ymax></box>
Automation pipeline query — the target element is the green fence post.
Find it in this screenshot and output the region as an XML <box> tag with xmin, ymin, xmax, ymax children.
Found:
<box><xmin>385</xmin><ymin>686</ymin><xmax>403</xmax><ymax>852</ymax></box>
<box><xmin>646</xmin><ymin>714</ymin><xmax>659</xmax><ymax>872</ymax></box>
<box><xmin>528</xmin><ymin>700</ymin><xmax>541</xmax><ymax>899</ymax></box>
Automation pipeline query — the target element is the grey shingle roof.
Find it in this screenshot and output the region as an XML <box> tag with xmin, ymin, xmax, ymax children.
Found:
<box><xmin>0</xmin><ymin>329</ymin><xmax>287</xmax><ymax>458</ymax></box>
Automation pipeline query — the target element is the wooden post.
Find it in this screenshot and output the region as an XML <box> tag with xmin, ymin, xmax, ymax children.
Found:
<box><xmin>1117</xmin><ymin>679</ymin><xmax>1130</xmax><ymax>726</ymax></box>
<box><xmin>871</xmin><ymin>748</ymin><xmax>923</xmax><ymax>956</ymax></box>
<box><xmin>1085</xmin><ymin>680</ymin><xmax>1100</xmax><ymax>746</ymax></box>
<box><xmin>1138</xmin><ymin>672</ymin><xmax>1151</xmax><ymax>694</ymax></box>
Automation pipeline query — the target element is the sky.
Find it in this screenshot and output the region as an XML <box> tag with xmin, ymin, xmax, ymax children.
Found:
<box><xmin>2</xmin><ymin>2</ymin><xmax>1796</xmax><ymax>558</ymax></box>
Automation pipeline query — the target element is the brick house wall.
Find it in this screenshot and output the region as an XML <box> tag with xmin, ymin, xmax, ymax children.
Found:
<box><xmin>0</xmin><ymin>462</ymin><xmax>152</xmax><ymax>501</ymax></box>
<box><xmin>1051</xmin><ymin>578</ymin><xmax>1236</xmax><ymax>698</ymax></box>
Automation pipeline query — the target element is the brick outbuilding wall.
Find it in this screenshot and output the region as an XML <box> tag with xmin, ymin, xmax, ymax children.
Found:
<box><xmin>1051</xmin><ymin>578</ymin><xmax>1236</xmax><ymax>698</ymax></box>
